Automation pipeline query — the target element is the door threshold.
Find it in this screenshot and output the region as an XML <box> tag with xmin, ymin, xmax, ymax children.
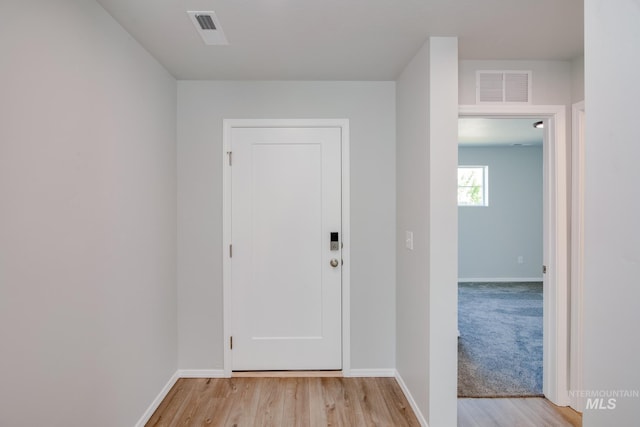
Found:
<box><xmin>232</xmin><ymin>370</ymin><xmax>343</xmax><ymax>378</ymax></box>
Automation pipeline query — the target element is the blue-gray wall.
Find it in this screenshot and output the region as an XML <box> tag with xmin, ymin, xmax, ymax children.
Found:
<box><xmin>458</xmin><ymin>146</ymin><xmax>542</xmax><ymax>280</ymax></box>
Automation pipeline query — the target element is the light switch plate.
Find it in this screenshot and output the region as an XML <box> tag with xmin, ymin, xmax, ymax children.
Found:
<box><xmin>405</xmin><ymin>231</ymin><xmax>414</xmax><ymax>250</ymax></box>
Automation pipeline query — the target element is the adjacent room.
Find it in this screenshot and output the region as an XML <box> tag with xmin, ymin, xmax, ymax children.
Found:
<box><xmin>457</xmin><ymin>118</ymin><xmax>544</xmax><ymax>398</ymax></box>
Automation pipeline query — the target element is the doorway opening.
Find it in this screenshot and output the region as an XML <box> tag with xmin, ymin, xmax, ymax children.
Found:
<box><xmin>457</xmin><ymin>117</ymin><xmax>545</xmax><ymax>398</ymax></box>
<box><xmin>458</xmin><ymin>105</ymin><xmax>570</xmax><ymax>408</ymax></box>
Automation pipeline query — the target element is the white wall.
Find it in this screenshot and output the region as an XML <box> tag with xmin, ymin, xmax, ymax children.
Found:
<box><xmin>571</xmin><ymin>55</ymin><xmax>585</xmax><ymax>103</ymax></box>
<box><xmin>458</xmin><ymin>146</ymin><xmax>543</xmax><ymax>280</ymax></box>
<box><xmin>427</xmin><ymin>37</ymin><xmax>459</xmax><ymax>427</ymax></box>
<box><xmin>396</xmin><ymin>39</ymin><xmax>432</xmax><ymax>423</ymax></box>
<box><xmin>0</xmin><ymin>1</ymin><xmax>177</xmax><ymax>426</ymax></box>
<box><xmin>583</xmin><ymin>1</ymin><xmax>640</xmax><ymax>425</ymax></box>
<box><xmin>177</xmin><ymin>81</ymin><xmax>396</xmax><ymax>371</ymax></box>
<box><xmin>396</xmin><ymin>37</ymin><xmax>458</xmax><ymax>427</ymax></box>
<box><xmin>459</xmin><ymin>60</ymin><xmax>572</xmax><ymax>106</ymax></box>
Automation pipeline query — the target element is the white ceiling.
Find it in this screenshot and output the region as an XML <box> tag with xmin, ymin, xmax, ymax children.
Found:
<box><xmin>95</xmin><ymin>0</ymin><xmax>584</xmax><ymax>80</ymax></box>
<box><xmin>458</xmin><ymin>118</ymin><xmax>544</xmax><ymax>147</ymax></box>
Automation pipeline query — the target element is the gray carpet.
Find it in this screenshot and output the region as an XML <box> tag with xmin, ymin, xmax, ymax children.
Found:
<box><xmin>458</xmin><ymin>282</ymin><xmax>543</xmax><ymax>398</ymax></box>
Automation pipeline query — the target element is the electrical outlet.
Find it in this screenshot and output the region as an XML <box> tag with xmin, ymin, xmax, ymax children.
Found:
<box><xmin>517</xmin><ymin>256</ymin><xmax>524</xmax><ymax>264</ymax></box>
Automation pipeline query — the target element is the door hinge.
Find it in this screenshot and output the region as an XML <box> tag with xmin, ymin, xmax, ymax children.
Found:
<box><xmin>542</xmin><ymin>265</ymin><xmax>547</xmax><ymax>274</ymax></box>
<box><xmin>230</xmin><ymin>336</ymin><xmax>233</xmax><ymax>350</ymax></box>
<box><xmin>229</xmin><ymin>244</ymin><xmax>233</xmax><ymax>258</ymax></box>
<box><xmin>227</xmin><ymin>151</ymin><xmax>232</xmax><ymax>166</ymax></box>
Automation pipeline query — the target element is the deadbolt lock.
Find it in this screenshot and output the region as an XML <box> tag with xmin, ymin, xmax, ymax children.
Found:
<box><xmin>330</xmin><ymin>232</ymin><xmax>339</xmax><ymax>251</ymax></box>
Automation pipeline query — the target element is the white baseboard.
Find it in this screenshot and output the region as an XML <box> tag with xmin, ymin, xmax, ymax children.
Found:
<box><xmin>458</xmin><ymin>277</ymin><xmax>543</xmax><ymax>283</ymax></box>
<box><xmin>394</xmin><ymin>370</ymin><xmax>429</xmax><ymax>427</ymax></box>
<box><xmin>346</xmin><ymin>368</ymin><xmax>396</xmax><ymax>377</ymax></box>
<box><xmin>177</xmin><ymin>369</ymin><xmax>227</xmax><ymax>378</ymax></box>
<box><xmin>134</xmin><ymin>371</ymin><xmax>179</xmax><ymax>427</ymax></box>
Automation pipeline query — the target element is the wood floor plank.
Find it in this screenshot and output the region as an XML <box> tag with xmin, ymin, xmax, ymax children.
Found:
<box><xmin>307</xmin><ymin>376</ymin><xmax>329</xmax><ymax>427</ymax></box>
<box><xmin>336</xmin><ymin>378</ymin><xmax>365</xmax><ymax>426</ymax></box>
<box><xmin>458</xmin><ymin>398</ymin><xmax>582</xmax><ymax>427</ymax></box>
<box><xmin>376</xmin><ymin>377</ymin><xmax>422</xmax><ymax>427</ymax></box>
<box><xmin>145</xmin><ymin>381</ymin><xmax>181</xmax><ymax>426</ymax></box>
<box><xmin>147</xmin><ymin>378</ymin><xmax>195</xmax><ymax>427</ymax></box>
<box><xmin>340</xmin><ymin>376</ymin><xmax>369</xmax><ymax>425</ymax></box>
<box><xmin>359</xmin><ymin>376</ymin><xmax>397</xmax><ymax>425</ymax></box>
<box><xmin>225</xmin><ymin>378</ymin><xmax>262</xmax><ymax>426</ymax></box>
<box><xmin>490</xmin><ymin>399</ymin><xmax>533</xmax><ymax>427</ymax></box>
<box><xmin>474</xmin><ymin>399</ymin><xmax>502</xmax><ymax>425</ymax></box>
<box><xmin>556</xmin><ymin>404</ymin><xmax>583</xmax><ymax>427</ymax></box>
<box><xmin>525</xmin><ymin>398</ymin><xmax>577</xmax><ymax>426</ymax></box>
<box><xmin>187</xmin><ymin>378</ymin><xmax>230</xmax><ymax>426</ymax></box>
<box><xmin>205</xmin><ymin>378</ymin><xmax>244</xmax><ymax>426</ymax></box>
<box><xmin>348</xmin><ymin>377</ymin><xmax>382</xmax><ymax>426</ymax></box>
<box><xmin>175</xmin><ymin>378</ymin><xmax>215</xmax><ymax>426</ymax></box>
<box><xmin>458</xmin><ymin>399</ymin><xmax>483</xmax><ymax>427</ymax></box>
<box><xmin>319</xmin><ymin>377</ymin><xmax>353</xmax><ymax>426</ymax></box>
<box><xmin>506</xmin><ymin>398</ymin><xmax>550</xmax><ymax>427</ymax></box>
<box><xmin>146</xmin><ymin>377</ymin><xmax>424</xmax><ymax>426</ymax></box>
<box><xmin>252</xmin><ymin>377</ymin><xmax>286</xmax><ymax>427</ymax></box>
<box><xmin>281</xmin><ymin>377</ymin><xmax>310</xmax><ymax>427</ymax></box>
<box><xmin>319</xmin><ymin>378</ymin><xmax>339</xmax><ymax>426</ymax></box>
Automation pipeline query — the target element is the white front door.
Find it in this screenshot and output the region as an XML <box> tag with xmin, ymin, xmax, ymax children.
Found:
<box><xmin>230</xmin><ymin>126</ymin><xmax>342</xmax><ymax>371</ymax></box>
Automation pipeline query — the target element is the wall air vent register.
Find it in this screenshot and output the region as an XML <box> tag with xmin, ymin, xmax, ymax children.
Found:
<box><xmin>476</xmin><ymin>70</ymin><xmax>532</xmax><ymax>104</ymax></box>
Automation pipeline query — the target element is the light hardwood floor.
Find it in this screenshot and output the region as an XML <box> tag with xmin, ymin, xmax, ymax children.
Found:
<box><xmin>146</xmin><ymin>377</ymin><xmax>421</xmax><ymax>426</ymax></box>
<box><xmin>458</xmin><ymin>398</ymin><xmax>582</xmax><ymax>427</ymax></box>
<box><xmin>146</xmin><ymin>377</ymin><xmax>582</xmax><ymax>426</ymax></box>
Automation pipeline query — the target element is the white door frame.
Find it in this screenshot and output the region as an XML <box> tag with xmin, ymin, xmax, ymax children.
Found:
<box><xmin>222</xmin><ymin>119</ymin><xmax>351</xmax><ymax>377</ymax></box>
<box><xmin>570</xmin><ymin>101</ymin><xmax>585</xmax><ymax>411</ymax></box>
<box><xmin>459</xmin><ymin>105</ymin><xmax>569</xmax><ymax>406</ymax></box>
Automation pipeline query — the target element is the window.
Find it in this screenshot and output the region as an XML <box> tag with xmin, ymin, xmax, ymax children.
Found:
<box><xmin>458</xmin><ymin>166</ymin><xmax>488</xmax><ymax>206</ymax></box>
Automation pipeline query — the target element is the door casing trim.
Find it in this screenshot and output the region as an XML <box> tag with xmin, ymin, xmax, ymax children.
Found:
<box><xmin>222</xmin><ymin>119</ymin><xmax>351</xmax><ymax>377</ymax></box>
<box><xmin>570</xmin><ymin>101</ymin><xmax>585</xmax><ymax>411</ymax></box>
<box><xmin>459</xmin><ymin>105</ymin><xmax>569</xmax><ymax>406</ymax></box>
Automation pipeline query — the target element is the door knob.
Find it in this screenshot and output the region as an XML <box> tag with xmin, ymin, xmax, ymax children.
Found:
<box><xmin>330</xmin><ymin>259</ymin><xmax>339</xmax><ymax>268</ymax></box>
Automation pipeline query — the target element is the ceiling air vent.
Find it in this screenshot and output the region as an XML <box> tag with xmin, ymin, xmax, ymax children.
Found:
<box><xmin>476</xmin><ymin>70</ymin><xmax>531</xmax><ymax>104</ymax></box>
<box><xmin>196</xmin><ymin>14</ymin><xmax>216</xmax><ymax>30</ymax></box>
<box><xmin>187</xmin><ymin>11</ymin><xmax>228</xmax><ymax>45</ymax></box>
